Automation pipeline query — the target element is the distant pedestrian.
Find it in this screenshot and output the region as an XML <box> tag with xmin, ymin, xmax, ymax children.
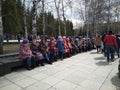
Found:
<box><xmin>95</xmin><ymin>35</ymin><xmax>102</xmax><ymax>53</ymax></box>
<box><xmin>102</xmin><ymin>31</ymin><xmax>107</xmax><ymax>56</ymax></box>
<box><xmin>104</xmin><ymin>31</ymin><xmax>118</xmax><ymax>62</ymax></box>
<box><xmin>17</xmin><ymin>34</ymin><xmax>21</xmax><ymax>43</ymax></box>
<box><xmin>116</xmin><ymin>33</ymin><xmax>120</xmax><ymax>58</ymax></box>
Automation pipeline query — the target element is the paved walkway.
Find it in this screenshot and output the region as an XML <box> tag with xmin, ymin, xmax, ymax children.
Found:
<box><xmin>0</xmin><ymin>50</ymin><xmax>120</xmax><ymax>90</ymax></box>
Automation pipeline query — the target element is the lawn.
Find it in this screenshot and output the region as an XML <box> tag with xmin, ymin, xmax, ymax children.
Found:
<box><xmin>3</xmin><ymin>44</ymin><xmax>20</xmax><ymax>54</ymax></box>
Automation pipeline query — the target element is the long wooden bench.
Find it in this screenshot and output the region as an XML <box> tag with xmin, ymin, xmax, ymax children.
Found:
<box><xmin>0</xmin><ymin>53</ymin><xmax>24</xmax><ymax>76</ymax></box>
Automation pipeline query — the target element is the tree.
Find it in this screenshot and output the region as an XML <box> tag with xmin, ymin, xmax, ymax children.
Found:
<box><xmin>54</xmin><ymin>0</ymin><xmax>61</xmax><ymax>36</ymax></box>
<box><xmin>0</xmin><ymin>0</ymin><xmax>3</xmax><ymax>54</ymax></box>
<box><xmin>2</xmin><ymin>0</ymin><xmax>23</xmax><ymax>35</ymax></box>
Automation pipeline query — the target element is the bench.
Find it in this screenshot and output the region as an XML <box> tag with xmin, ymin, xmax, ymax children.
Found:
<box><xmin>0</xmin><ymin>53</ymin><xmax>45</xmax><ymax>76</ymax></box>
<box><xmin>0</xmin><ymin>53</ymin><xmax>24</xmax><ymax>76</ymax></box>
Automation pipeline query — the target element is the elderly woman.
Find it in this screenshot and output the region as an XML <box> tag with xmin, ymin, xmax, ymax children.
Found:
<box><xmin>48</xmin><ymin>38</ymin><xmax>58</xmax><ymax>61</ymax></box>
<box><xmin>19</xmin><ymin>39</ymin><xmax>36</xmax><ymax>70</ymax></box>
<box><xmin>39</xmin><ymin>38</ymin><xmax>52</xmax><ymax>64</ymax></box>
<box><xmin>30</xmin><ymin>39</ymin><xmax>44</xmax><ymax>66</ymax></box>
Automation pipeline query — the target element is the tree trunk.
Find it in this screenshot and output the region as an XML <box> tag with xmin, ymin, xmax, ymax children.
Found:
<box><xmin>0</xmin><ymin>0</ymin><xmax>3</xmax><ymax>54</ymax></box>
<box><xmin>32</xmin><ymin>0</ymin><xmax>37</xmax><ymax>39</ymax></box>
<box><xmin>23</xmin><ymin>0</ymin><xmax>28</xmax><ymax>38</ymax></box>
<box><xmin>42</xmin><ymin>0</ymin><xmax>45</xmax><ymax>37</ymax></box>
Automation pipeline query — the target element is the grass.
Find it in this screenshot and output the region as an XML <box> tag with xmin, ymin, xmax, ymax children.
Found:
<box><xmin>3</xmin><ymin>44</ymin><xmax>20</xmax><ymax>54</ymax></box>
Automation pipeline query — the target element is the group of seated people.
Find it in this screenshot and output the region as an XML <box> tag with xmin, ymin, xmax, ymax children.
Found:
<box><xmin>19</xmin><ymin>36</ymin><xmax>95</xmax><ymax>70</ymax></box>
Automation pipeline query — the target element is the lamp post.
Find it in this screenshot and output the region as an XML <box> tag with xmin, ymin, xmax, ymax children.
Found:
<box><xmin>0</xmin><ymin>0</ymin><xmax>3</xmax><ymax>54</ymax></box>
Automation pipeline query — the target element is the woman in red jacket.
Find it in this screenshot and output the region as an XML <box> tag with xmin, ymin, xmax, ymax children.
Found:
<box><xmin>48</xmin><ymin>38</ymin><xmax>57</xmax><ymax>61</ymax></box>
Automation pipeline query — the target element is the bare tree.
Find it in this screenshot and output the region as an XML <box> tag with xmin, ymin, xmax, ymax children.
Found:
<box><xmin>23</xmin><ymin>0</ymin><xmax>28</xmax><ymax>38</ymax></box>
<box><xmin>61</xmin><ymin>0</ymin><xmax>72</xmax><ymax>36</ymax></box>
<box><xmin>32</xmin><ymin>0</ymin><xmax>42</xmax><ymax>38</ymax></box>
<box><xmin>42</xmin><ymin>0</ymin><xmax>45</xmax><ymax>37</ymax></box>
<box><xmin>54</xmin><ymin>0</ymin><xmax>61</xmax><ymax>36</ymax></box>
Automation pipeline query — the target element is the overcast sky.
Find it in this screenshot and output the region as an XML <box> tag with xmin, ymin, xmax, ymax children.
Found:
<box><xmin>24</xmin><ymin>0</ymin><xmax>84</xmax><ymax>28</ymax></box>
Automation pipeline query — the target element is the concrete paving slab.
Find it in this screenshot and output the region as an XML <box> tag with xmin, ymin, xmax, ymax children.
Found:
<box><xmin>52</xmin><ymin>80</ymin><xmax>77</xmax><ymax>90</ymax></box>
<box><xmin>25</xmin><ymin>81</ymin><xmax>51</xmax><ymax>90</ymax></box>
<box><xmin>0</xmin><ymin>50</ymin><xmax>120</xmax><ymax>90</ymax></box>
<box><xmin>0</xmin><ymin>84</ymin><xmax>22</xmax><ymax>90</ymax></box>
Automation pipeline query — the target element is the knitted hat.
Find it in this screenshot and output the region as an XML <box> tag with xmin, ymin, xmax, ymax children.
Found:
<box><xmin>22</xmin><ymin>39</ymin><xmax>29</xmax><ymax>44</ymax></box>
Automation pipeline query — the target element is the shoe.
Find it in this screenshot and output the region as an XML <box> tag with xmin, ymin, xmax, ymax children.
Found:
<box><xmin>48</xmin><ymin>61</ymin><xmax>52</xmax><ymax>64</ymax></box>
<box><xmin>41</xmin><ymin>63</ymin><xmax>44</xmax><ymax>66</ymax></box>
<box><xmin>61</xmin><ymin>58</ymin><xmax>63</xmax><ymax>61</ymax></box>
<box><xmin>36</xmin><ymin>63</ymin><xmax>40</xmax><ymax>67</ymax></box>
<box><xmin>27</xmin><ymin>67</ymin><xmax>32</xmax><ymax>70</ymax></box>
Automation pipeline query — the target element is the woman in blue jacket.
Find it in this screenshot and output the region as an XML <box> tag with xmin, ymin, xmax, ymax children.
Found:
<box><xmin>56</xmin><ymin>36</ymin><xmax>65</xmax><ymax>60</ymax></box>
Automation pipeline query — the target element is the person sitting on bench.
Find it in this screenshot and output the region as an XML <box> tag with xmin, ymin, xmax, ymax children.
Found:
<box><xmin>30</xmin><ymin>38</ymin><xmax>44</xmax><ymax>66</ymax></box>
<box><xmin>19</xmin><ymin>39</ymin><xmax>36</xmax><ymax>70</ymax></box>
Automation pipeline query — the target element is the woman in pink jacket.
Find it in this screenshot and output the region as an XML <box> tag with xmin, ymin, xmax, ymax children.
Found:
<box><xmin>19</xmin><ymin>39</ymin><xmax>36</xmax><ymax>70</ymax></box>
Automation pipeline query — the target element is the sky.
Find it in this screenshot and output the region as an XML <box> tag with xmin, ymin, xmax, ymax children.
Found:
<box><xmin>24</xmin><ymin>0</ymin><xmax>84</xmax><ymax>29</ymax></box>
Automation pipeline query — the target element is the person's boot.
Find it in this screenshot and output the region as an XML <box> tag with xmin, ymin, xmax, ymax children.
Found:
<box><xmin>40</xmin><ymin>61</ymin><xmax>44</xmax><ymax>66</ymax></box>
<box><xmin>47</xmin><ymin>61</ymin><xmax>52</xmax><ymax>64</ymax></box>
<box><xmin>27</xmin><ymin>66</ymin><xmax>32</xmax><ymax>70</ymax></box>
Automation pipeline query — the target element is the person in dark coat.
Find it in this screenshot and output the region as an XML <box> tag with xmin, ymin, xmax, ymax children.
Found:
<box><xmin>30</xmin><ymin>39</ymin><xmax>44</xmax><ymax>66</ymax></box>
<box><xmin>116</xmin><ymin>33</ymin><xmax>120</xmax><ymax>58</ymax></box>
<box><xmin>39</xmin><ymin>38</ymin><xmax>52</xmax><ymax>64</ymax></box>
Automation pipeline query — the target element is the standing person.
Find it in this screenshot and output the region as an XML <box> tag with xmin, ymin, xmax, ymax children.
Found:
<box><xmin>102</xmin><ymin>31</ymin><xmax>107</xmax><ymax>56</ymax></box>
<box><xmin>30</xmin><ymin>39</ymin><xmax>44</xmax><ymax>66</ymax></box>
<box><xmin>17</xmin><ymin>34</ymin><xmax>21</xmax><ymax>43</ymax></box>
<box><xmin>56</xmin><ymin>36</ymin><xmax>64</xmax><ymax>60</ymax></box>
<box><xmin>19</xmin><ymin>39</ymin><xmax>36</xmax><ymax>70</ymax></box>
<box><xmin>95</xmin><ymin>35</ymin><xmax>102</xmax><ymax>53</ymax></box>
<box><xmin>104</xmin><ymin>31</ymin><xmax>118</xmax><ymax>62</ymax></box>
<box><xmin>116</xmin><ymin>33</ymin><xmax>120</xmax><ymax>58</ymax></box>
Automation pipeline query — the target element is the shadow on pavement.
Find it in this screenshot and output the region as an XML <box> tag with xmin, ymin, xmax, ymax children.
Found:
<box><xmin>111</xmin><ymin>74</ymin><xmax>120</xmax><ymax>90</ymax></box>
<box><xmin>94</xmin><ymin>56</ymin><xmax>106</xmax><ymax>60</ymax></box>
<box><xmin>95</xmin><ymin>61</ymin><xmax>111</xmax><ymax>66</ymax></box>
<box><xmin>90</xmin><ymin>52</ymin><xmax>98</xmax><ymax>54</ymax></box>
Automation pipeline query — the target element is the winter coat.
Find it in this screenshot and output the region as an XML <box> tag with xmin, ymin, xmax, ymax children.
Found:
<box><xmin>48</xmin><ymin>41</ymin><xmax>57</xmax><ymax>53</ymax></box>
<box><xmin>63</xmin><ymin>39</ymin><xmax>70</xmax><ymax>53</ymax></box>
<box><xmin>39</xmin><ymin>42</ymin><xmax>49</xmax><ymax>54</ymax></box>
<box><xmin>30</xmin><ymin>43</ymin><xmax>44</xmax><ymax>60</ymax></box>
<box><xmin>95</xmin><ymin>37</ymin><xmax>101</xmax><ymax>46</ymax></box>
<box><xmin>19</xmin><ymin>43</ymin><xmax>32</xmax><ymax>60</ymax></box>
<box><xmin>30</xmin><ymin>43</ymin><xmax>39</xmax><ymax>55</ymax></box>
<box><xmin>104</xmin><ymin>34</ymin><xmax>118</xmax><ymax>48</ymax></box>
<box><xmin>56</xmin><ymin>40</ymin><xmax>64</xmax><ymax>52</ymax></box>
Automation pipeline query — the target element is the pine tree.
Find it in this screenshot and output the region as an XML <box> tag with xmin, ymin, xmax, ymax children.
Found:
<box><xmin>2</xmin><ymin>0</ymin><xmax>23</xmax><ymax>35</ymax></box>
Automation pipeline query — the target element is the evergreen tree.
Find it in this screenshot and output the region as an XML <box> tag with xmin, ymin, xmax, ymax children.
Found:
<box><xmin>2</xmin><ymin>0</ymin><xmax>23</xmax><ymax>35</ymax></box>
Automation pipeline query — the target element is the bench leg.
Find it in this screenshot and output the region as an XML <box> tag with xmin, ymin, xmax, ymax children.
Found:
<box><xmin>3</xmin><ymin>65</ymin><xmax>11</xmax><ymax>75</ymax></box>
<box><xmin>0</xmin><ymin>64</ymin><xmax>4</xmax><ymax>76</ymax></box>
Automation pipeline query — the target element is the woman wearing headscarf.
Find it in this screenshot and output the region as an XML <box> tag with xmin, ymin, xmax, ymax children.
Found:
<box><xmin>19</xmin><ymin>39</ymin><xmax>36</xmax><ymax>70</ymax></box>
<box><xmin>30</xmin><ymin>39</ymin><xmax>44</xmax><ymax>66</ymax></box>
